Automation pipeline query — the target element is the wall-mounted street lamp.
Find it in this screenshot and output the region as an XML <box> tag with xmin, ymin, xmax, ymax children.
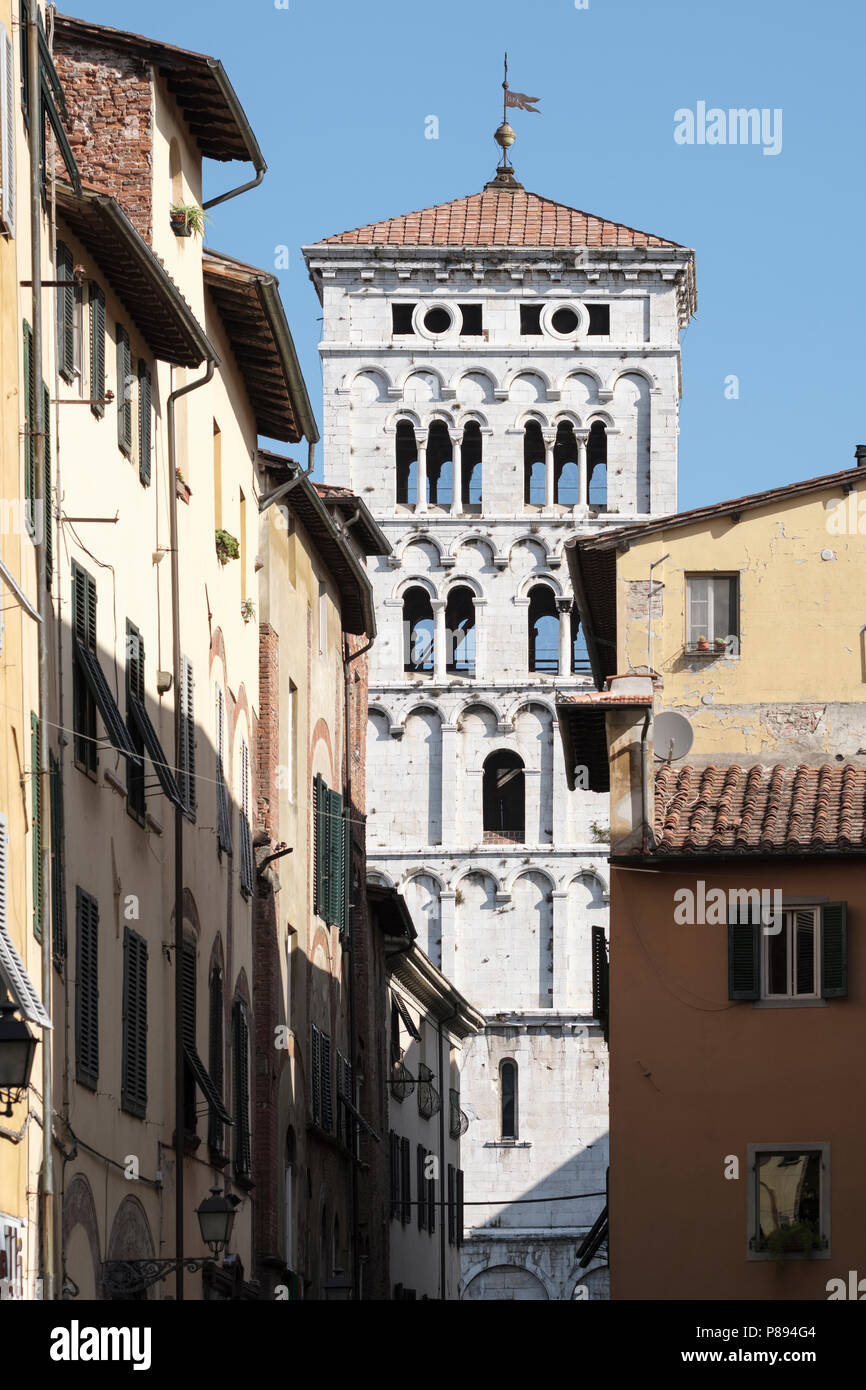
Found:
<box><xmin>101</xmin><ymin>1189</ymin><xmax>242</xmax><ymax>1297</ymax></box>
<box><xmin>0</xmin><ymin>1002</ymin><xmax>38</xmax><ymax>1116</ymax></box>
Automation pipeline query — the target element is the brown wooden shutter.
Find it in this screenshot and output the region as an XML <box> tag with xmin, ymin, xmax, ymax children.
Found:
<box><xmin>121</xmin><ymin>927</ymin><xmax>148</xmax><ymax>1116</ymax></box>
<box><xmin>75</xmin><ymin>886</ymin><xmax>99</xmax><ymax>1088</ymax></box>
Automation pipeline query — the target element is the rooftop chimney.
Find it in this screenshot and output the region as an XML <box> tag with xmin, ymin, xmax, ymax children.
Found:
<box><xmin>856</xmin><ymin>445</ymin><xmax>866</xmax><ymax>467</ymax></box>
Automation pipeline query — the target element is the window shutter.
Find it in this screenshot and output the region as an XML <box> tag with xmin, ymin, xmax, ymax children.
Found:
<box><xmin>313</xmin><ymin>774</ymin><xmax>326</xmax><ymax>919</ymax></box>
<box><xmin>49</xmin><ymin>751</ymin><xmax>66</xmax><ymax>969</ymax></box>
<box><xmin>456</xmin><ymin>1169</ymin><xmax>464</xmax><ymax>1246</ymax></box>
<box><xmin>215</xmin><ymin>689</ymin><xmax>232</xmax><ymax>854</ymax></box>
<box><xmin>447</xmin><ymin>1165</ymin><xmax>456</xmax><ymax>1245</ymax></box>
<box><xmin>23</xmin><ymin>321</ymin><xmax>34</xmax><ymax>530</ymax></box>
<box><xmin>179</xmin><ymin>656</ymin><xmax>196</xmax><ymax>815</ymax></box>
<box><xmin>72</xmin><ymin>562</ymin><xmax>96</xmax><ymax>650</ymax></box>
<box><xmin>181</xmin><ymin>941</ymin><xmax>196</xmax><ymax>1048</ymax></box>
<box><xmin>56</xmin><ymin>241</ymin><xmax>75</xmax><ymax>380</ymax></box>
<box><xmin>321</xmin><ymin>1031</ymin><xmax>333</xmax><ymax>1131</ymax></box>
<box><xmin>233</xmin><ymin>1001</ymin><xmax>251</xmax><ymax>1176</ymax></box>
<box><xmin>30</xmin><ymin>713</ymin><xmax>41</xmax><ymax>942</ymax></box>
<box><xmin>42</xmin><ymin>382</ymin><xmax>51</xmax><ymax>585</ymax></box>
<box><xmin>427</xmin><ymin>1162</ymin><xmax>436</xmax><ymax>1234</ymax></box>
<box><xmin>137</xmin><ymin>361</ymin><xmax>152</xmax><ymax>485</ymax></box>
<box><xmin>121</xmin><ymin>928</ymin><xmax>148</xmax><ymax>1117</ymax></box>
<box><xmin>326</xmin><ymin>788</ymin><xmax>344</xmax><ymax>927</ymax></box>
<box><xmin>75</xmin><ymin>886</ymin><xmax>99</xmax><ymax>1088</ymax></box>
<box><xmin>311</xmin><ymin>1025</ymin><xmax>320</xmax><ymax>1125</ymax></box>
<box><xmin>591</xmin><ymin>924</ymin><xmax>609</xmax><ymax>1040</ymax></box>
<box><xmin>821</xmin><ymin>902</ymin><xmax>848</xmax><ymax>999</ymax></box>
<box><xmin>728</xmin><ymin>906</ymin><xmax>760</xmax><ymax>1001</ymax></box>
<box><xmin>89</xmin><ymin>283</ymin><xmax>105</xmax><ymax>418</ymax></box>
<box><xmin>116</xmin><ymin>325</ymin><xmax>132</xmax><ymax>454</ymax></box>
<box><xmin>417</xmin><ymin>1146</ymin><xmax>426</xmax><ymax>1230</ymax></box>
<box><xmin>400</xmin><ymin>1136</ymin><xmax>411</xmax><ymax>1225</ymax></box>
<box><xmin>239</xmin><ymin>739</ymin><xmax>253</xmax><ymax>898</ymax></box>
<box><xmin>208</xmin><ymin>967</ymin><xmax>224</xmax><ymax>1151</ymax></box>
<box><xmin>0</xmin><ymin>22</ymin><xmax>15</xmax><ymax>236</ymax></box>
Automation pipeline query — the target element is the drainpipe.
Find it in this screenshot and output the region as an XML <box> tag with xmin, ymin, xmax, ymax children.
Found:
<box><xmin>168</xmin><ymin>358</ymin><xmax>215</xmax><ymax>1301</ymax></box>
<box><xmin>257</xmin><ymin>442</ymin><xmax>316</xmax><ymax>515</ymax></box>
<box><xmin>28</xmin><ymin>0</ymin><xmax>54</xmax><ymax>1302</ymax></box>
<box><xmin>640</xmin><ymin>710</ymin><xmax>652</xmax><ymax>855</ymax></box>
<box><xmin>200</xmin><ymin>60</ymin><xmax>266</xmax><ymax>213</ymax></box>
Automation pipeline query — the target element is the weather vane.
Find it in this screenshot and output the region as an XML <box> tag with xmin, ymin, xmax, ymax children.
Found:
<box><xmin>493</xmin><ymin>52</ymin><xmax>540</xmax><ymax>180</ymax></box>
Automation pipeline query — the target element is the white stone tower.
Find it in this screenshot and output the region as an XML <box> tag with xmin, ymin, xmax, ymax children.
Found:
<box><xmin>304</xmin><ymin>150</ymin><xmax>695</xmax><ymax>1300</ymax></box>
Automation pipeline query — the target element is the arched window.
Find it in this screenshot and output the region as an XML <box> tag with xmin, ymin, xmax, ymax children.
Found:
<box><xmin>528</xmin><ymin>585</ymin><xmax>559</xmax><ymax>673</ymax></box>
<box><xmin>554</xmin><ymin>420</ymin><xmax>578</xmax><ymax>505</ymax></box>
<box><xmin>427</xmin><ymin>420</ymin><xmax>452</xmax><ymax>507</ymax></box>
<box><xmin>523</xmin><ymin>420</ymin><xmax>545</xmax><ymax>505</ymax></box>
<box><xmin>445</xmin><ymin>586</ymin><xmax>475</xmax><ymax>675</ymax></box>
<box><xmin>500</xmin><ymin>1059</ymin><xmax>518</xmax><ymax>1139</ymax></box>
<box><xmin>588</xmin><ymin>421</ymin><xmax>607</xmax><ymax>509</ymax></box>
<box><xmin>571</xmin><ymin>606</ymin><xmax>591</xmax><ymax>674</ymax></box>
<box><xmin>482</xmin><ymin>750</ymin><xmax>525</xmax><ymax>843</ymax></box>
<box><xmin>396</xmin><ymin>420</ymin><xmax>418</xmax><ymax>506</ymax></box>
<box><xmin>403</xmin><ymin>587</ymin><xmax>434</xmax><ymax>673</ymax></box>
<box><xmin>462</xmin><ymin>420</ymin><xmax>482</xmax><ymax>510</ymax></box>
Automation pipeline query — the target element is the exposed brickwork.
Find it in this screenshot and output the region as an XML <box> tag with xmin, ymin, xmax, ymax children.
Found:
<box><xmin>256</xmin><ymin>625</ymin><xmax>280</xmax><ymax>841</ymax></box>
<box><xmin>53</xmin><ymin>40</ymin><xmax>153</xmax><ymax>240</ymax></box>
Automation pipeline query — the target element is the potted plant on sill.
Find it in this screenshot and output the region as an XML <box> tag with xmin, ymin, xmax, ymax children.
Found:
<box><xmin>175</xmin><ymin>468</ymin><xmax>191</xmax><ymax>504</ymax></box>
<box><xmin>766</xmin><ymin>1221</ymin><xmax>816</xmax><ymax>1265</ymax></box>
<box><xmin>170</xmin><ymin>202</ymin><xmax>207</xmax><ymax>238</ymax></box>
<box><xmin>215</xmin><ymin>528</ymin><xmax>240</xmax><ymax>565</ymax></box>
<box><xmin>696</xmin><ymin>634</ymin><xmax>710</xmax><ymax>652</ymax></box>
<box><xmin>713</xmin><ymin>637</ymin><xmax>728</xmax><ymax>653</ymax></box>
<box><xmin>241</xmin><ymin>598</ymin><xmax>255</xmax><ymax>624</ymax></box>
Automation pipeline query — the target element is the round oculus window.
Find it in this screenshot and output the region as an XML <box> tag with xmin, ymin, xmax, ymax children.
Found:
<box><xmin>423</xmin><ymin>307</ymin><xmax>452</xmax><ymax>335</ymax></box>
<box><xmin>551</xmin><ymin>306</ymin><xmax>580</xmax><ymax>335</ymax></box>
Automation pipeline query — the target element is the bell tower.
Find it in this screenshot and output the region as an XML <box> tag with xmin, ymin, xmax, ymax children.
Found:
<box><xmin>304</xmin><ymin>133</ymin><xmax>695</xmax><ymax>1299</ymax></box>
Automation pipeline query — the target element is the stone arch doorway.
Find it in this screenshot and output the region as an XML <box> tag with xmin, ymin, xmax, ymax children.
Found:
<box><xmin>462</xmin><ymin>1265</ymin><xmax>549</xmax><ymax>1300</ymax></box>
<box><xmin>104</xmin><ymin>1194</ymin><xmax>157</xmax><ymax>1300</ymax></box>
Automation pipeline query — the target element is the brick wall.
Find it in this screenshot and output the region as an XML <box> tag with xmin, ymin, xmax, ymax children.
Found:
<box><xmin>53</xmin><ymin>40</ymin><xmax>153</xmax><ymax>240</ymax></box>
<box><xmin>256</xmin><ymin>625</ymin><xmax>280</xmax><ymax>842</ymax></box>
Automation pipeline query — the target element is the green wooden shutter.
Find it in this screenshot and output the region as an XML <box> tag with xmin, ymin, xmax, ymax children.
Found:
<box><xmin>311</xmin><ymin>1024</ymin><xmax>320</xmax><ymax>1125</ymax></box>
<box><xmin>208</xmin><ymin>967</ymin><xmax>224</xmax><ymax>1151</ymax></box>
<box><xmin>239</xmin><ymin>739</ymin><xmax>253</xmax><ymax>898</ymax></box>
<box><xmin>181</xmin><ymin>941</ymin><xmax>196</xmax><ymax>1048</ymax></box>
<box><xmin>49</xmin><ymin>751</ymin><xmax>66</xmax><ymax>969</ymax></box>
<box><xmin>728</xmin><ymin>906</ymin><xmax>760</xmax><ymax>1000</ymax></box>
<box><xmin>31</xmin><ymin>713</ymin><xmax>41</xmax><ymax>942</ymax></box>
<box><xmin>821</xmin><ymin>902</ymin><xmax>848</xmax><ymax>998</ymax></box>
<box><xmin>233</xmin><ymin>1000</ymin><xmax>251</xmax><ymax>1176</ymax></box>
<box><xmin>42</xmin><ymin>382</ymin><xmax>52</xmax><ymax>585</ymax></box>
<box><xmin>75</xmin><ymin>886</ymin><xmax>99</xmax><ymax>1088</ymax></box>
<box><xmin>321</xmin><ymin>1031</ymin><xmax>332</xmax><ymax>1131</ymax></box>
<box><xmin>23</xmin><ymin>320</ymin><xmax>34</xmax><ymax>531</ymax></box>
<box><xmin>121</xmin><ymin>927</ymin><xmax>148</xmax><ymax>1117</ymax></box>
<box><xmin>116</xmin><ymin>324</ymin><xmax>132</xmax><ymax>455</ymax></box>
<box><xmin>57</xmin><ymin>240</ymin><xmax>75</xmax><ymax>381</ymax></box>
<box><xmin>313</xmin><ymin>774</ymin><xmax>327</xmax><ymax>919</ymax></box>
<box><xmin>125</xmin><ymin>621</ymin><xmax>146</xmax><ymax>818</ymax></box>
<box><xmin>89</xmin><ymin>283</ymin><xmax>105</xmax><ymax>418</ymax></box>
<box><xmin>138</xmin><ymin>360</ymin><xmax>152</xmax><ymax>485</ymax></box>
<box><xmin>179</xmin><ymin>656</ymin><xmax>196</xmax><ymax>815</ymax></box>
<box><xmin>325</xmin><ymin>787</ymin><xmax>344</xmax><ymax>927</ymax></box>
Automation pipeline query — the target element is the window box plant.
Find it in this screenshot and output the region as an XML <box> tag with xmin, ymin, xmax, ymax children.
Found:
<box><xmin>170</xmin><ymin>203</ymin><xmax>207</xmax><ymax>238</ymax></box>
<box><xmin>175</xmin><ymin>468</ymin><xmax>191</xmax><ymax>504</ymax></box>
<box><xmin>215</xmin><ymin>528</ymin><xmax>240</xmax><ymax>565</ymax></box>
<box><xmin>241</xmin><ymin>598</ymin><xmax>255</xmax><ymax>624</ymax></box>
<box><xmin>765</xmin><ymin>1221</ymin><xmax>817</xmax><ymax>1264</ymax></box>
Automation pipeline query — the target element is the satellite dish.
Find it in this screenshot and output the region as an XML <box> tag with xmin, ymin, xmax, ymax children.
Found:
<box><xmin>654</xmin><ymin>710</ymin><xmax>693</xmax><ymax>763</ymax></box>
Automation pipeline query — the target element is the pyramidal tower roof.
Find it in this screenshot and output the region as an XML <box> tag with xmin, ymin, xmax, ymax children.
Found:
<box><xmin>309</xmin><ymin>186</ymin><xmax>682</xmax><ymax>251</ymax></box>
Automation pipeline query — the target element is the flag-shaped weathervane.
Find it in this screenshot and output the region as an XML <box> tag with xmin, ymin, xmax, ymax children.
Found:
<box><xmin>493</xmin><ymin>53</ymin><xmax>540</xmax><ymax>181</ymax></box>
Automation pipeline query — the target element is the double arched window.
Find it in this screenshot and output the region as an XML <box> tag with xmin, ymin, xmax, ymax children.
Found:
<box><xmin>482</xmin><ymin>751</ymin><xmax>525</xmax><ymax>843</ymax></box>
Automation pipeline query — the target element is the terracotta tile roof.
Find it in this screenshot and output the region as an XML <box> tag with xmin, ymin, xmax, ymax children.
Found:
<box><xmin>313</xmin><ymin>188</ymin><xmax>682</xmax><ymax>249</ymax></box>
<box><xmin>652</xmin><ymin>764</ymin><xmax>866</xmax><ymax>856</ymax></box>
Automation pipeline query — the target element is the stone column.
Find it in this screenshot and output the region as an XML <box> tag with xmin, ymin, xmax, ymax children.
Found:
<box><xmin>523</xmin><ymin>766</ymin><xmax>542</xmax><ymax>845</ymax></box>
<box><xmin>551</xmin><ymin>889</ymin><xmax>570</xmax><ymax>1011</ymax></box>
<box><xmin>440</xmin><ymin>724</ymin><xmax>458</xmax><ymax>842</ymax></box>
<box><xmin>556</xmin><ymin>597</ymin><xmax>572</xmax><ymax>676</ymax></box>
<box><xmin>415</xmin><ymin>430</ymin><xmax>428</xmax><ymax>514</ymax></box>
<box><xmin>471</xmin><ymin>596</ymin><xmax>486</xmax><ymax>683</ymax></box>
<box><xmin>432</xmin><ymin>597</ymin><xmax>447</xmax><ymax>681</ymax></box>
<box><xmin>439</xmin><ymin>889</ymin><xmax>457</xmax><ymax>982</ymax></box>
<box><xmin>543</xmin><ymin>428</ymin><xmax>556</xmax><ymax>510</ymax></box>
<box><xmin>576</xmin><ymin>429</ymin><xmax>589</xmax><ymax>509</ymax></box>
<box><xmin>450</xmin><ymin>430</ymin><xmax>463</xmax><ymax>516</ymax></box>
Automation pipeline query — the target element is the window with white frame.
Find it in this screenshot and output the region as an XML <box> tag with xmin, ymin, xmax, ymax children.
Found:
<box><xmin>763</xmin><ymin>907</ymin><xmax>820</xmax><ymax>1000</ymax></box>
<box><xmin>686</xmin><ymin>574</ymin><xmax>739</xmax><ymax>652</ymax></box>
<box><xmin>747</xmin><ymin>1144</ymin><xmax>829</xmax><ymax>1259</ymax></box>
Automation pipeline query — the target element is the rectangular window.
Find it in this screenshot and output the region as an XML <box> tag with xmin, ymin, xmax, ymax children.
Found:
<box><xmin>42</xmin><ymin>383</ymin><xmax>52</xmax><ymax>584</ymax></box>
<box><xmin>0</xmin><ymin>21</ymin><xmax>15</xmax><ymax>236</ymax></box>
<box><xmin>311</xmin><ymin>1023</ymin><xmax>320</xmax><ymax>1125</ymax></box>
<box><xmin>89</xmin><ymin>283</ymin><xmax>106</xmax><ymax>419</ymax></box>
<box><xmin>138</xmin><ymin>361</ymin><xmax>152</xmax><ymax>486</ymax></box>
<box><xmin>520</xmin><ymin>304</ymin><xmax>543</xmax><ymax>336</ymax></box>
<box><xmin>392</xmin><ymin>303</ymin><xmax>415</xmax><ymax>335</ymax></box>
<box><xmin>400</xmin><ymin>1137</ymin><xmax>411</xmax><ymax>1225</ymax></box>
<box><xmin>427</xmin><ymin>1159</ymin><xmax>436</xmax><ymax>1234</ymax></box>
<box><xmin>587</xmin><ymin>304</ymin><xmax>610</xmax><ymax>335</ymax></box>
<box><xmin>389</xmin><ymin>1130</ymin><xmax>401</xmax><ymax>1220</ymax></box>
<box><xmin>207</xmin><ymin>965</ymin><xmax>224</xmax><ymax>1152</ymax></box>
<box><xmin>75</xmin><ymin>886</ymin><xmax>99</xmax><ymax>1089</ymax></box>
<box><xmin>747</xmin><ymin>1144</ymin><xmax>829</xmax><ymax>1260</ymax></box>
<box><xmin>417</xmin><ymin>1145</ymin><xmax>427</xmax><ymax>1231</ymax></box>
<box><xmin>459</xmin><ymin>304</ymin><xmax>483</xmax><ymax>335</ymax></box>
<box><xmin>729</xmin><ymin>902</ymin><xmax>847</xmax><ymax>1002</ymax></box>
<box><xmin>310</xmin><ymin>1024</ymin><xmax>332</xmax><ymax>1131</ymax></box>
<box><xmin>71</xmin><ymin>564</ymin><xmax>97</xmax><ymax>774</ymax></box>
<box><xmin>764</xmin><ymin>908</ymin><xmax>818</xmax><ymax>999</ymax></box>
<box><xmin>182</xmin><ymin>940</ymin><xmax>197</xmax><ymax>1133</ymax></box>
<box><xmin>233</xmin><ymin>1000</ymin><xmax>252</xmax><ymax>1178</ymax></box>
<box><xmin>285</xmin><ymin>929</ymin><xmax>294</xmax><ymax>1031</ymax></box>
<box><xmin>121</xmin><ymin>927</ymin><xmax>148</xmax><ymax>1117</ymax></box>
<box><xmin>215</xmin><ymin>687</ymin><xmax>232</xmax><ymax>855</ymax></box>
<box><xmin>49</xmin><ymin>752</ymin><xmax>66</xmax><ymax>969</ymax></box>
<box><xmin>312</xmin><ymin>773</ymin><xmax>347</xmax><ymax>930</ymax></box>
<box><xmin>686</xmin><ymin>573</ymin><xmax>739</xmax><ymax>652</ymax></box>
<box><xmin>30</xmin><ymin>713</ymin><xmax>41</xmax><ymax>942</ymax></box>
<box><xmin>125</xmin><ymin>621</ymin><xmax>146</xmax><ymax>821</ymax></box>
<box><xmin>179</xmin><ymin>655</ymin><xmax>196</xmax><ymax>816</ymax></box>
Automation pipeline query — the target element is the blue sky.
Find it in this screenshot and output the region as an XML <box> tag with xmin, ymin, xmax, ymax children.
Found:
<box><xmin>73</xmin><ymin>0</ymin><xmax>865</xmax><ymax>509</ymax></box>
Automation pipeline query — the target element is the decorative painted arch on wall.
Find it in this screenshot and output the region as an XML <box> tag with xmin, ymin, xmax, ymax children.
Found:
<box><xmin>398</xmin><ymin>699</ymin><xmax>447</xmax><ymax>730</ymax></box>
<box><xmin>106</xmin><ymin>1194</ymin><xmax>156</xmax><ymax>1265</ymax></box>
<box><xmin>310</xmin><ymin>715</ymin><xmax>336</xmax><ymax>786</ymax></box>
<box><xmin>398</xmin><ymin>535</ymin><xmax>446</xmax><ymax>574</ymax></box>
<box><xmin>62</xmin><ymin>1173</ymin><xmax>102</xmax><ymax>1299</ymax></box>
<box><xmin>343</xmin><ymin>363</ymin><xmax>394</xmax><ymax>394</ymax></box>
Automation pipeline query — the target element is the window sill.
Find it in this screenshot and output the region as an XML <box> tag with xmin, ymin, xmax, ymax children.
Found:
<box><xmin>484</xmin><ymin>1140</ymin><xmax>531</xmax><ymax>1149</ymax></box>
<box><xmin>752</xmin><ymin>997</ymin><xmax>828</xmax><ymax>1009</ymax></box>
